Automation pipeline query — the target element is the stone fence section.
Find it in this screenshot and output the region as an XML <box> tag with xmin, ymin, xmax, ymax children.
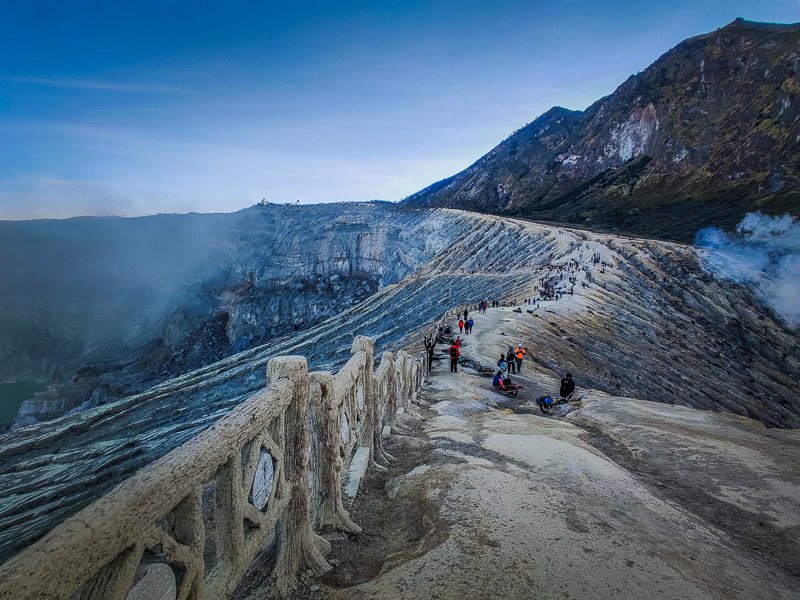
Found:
<box><xmin>0</xmin><ymin>334</ymin><xmax>431</xmax><ymax>600</ymax></box>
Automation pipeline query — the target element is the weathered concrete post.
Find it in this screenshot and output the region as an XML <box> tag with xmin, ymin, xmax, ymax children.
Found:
<box><xmin>396</xmin><ymin>350</ymin><xmax>409</xmax><ymax>409</ymax></box>
<box><xmin>74</xmin><ymin>545</ymin><xmax>142</xmax><ymax>600</ymax></box>
<box><xmin>411</xmin><ymin>361</ymin><xmax>420</xmax><ymax>402</ymax></box>
<box><xmin>385</xmin><ymin>351</ymin><xmax>398</xmax><ymax>418</ymax></box>
<box><xmin>373</xmin><ymin>350</ymin><xmax>396</xmax><ymax>468</ymax></box>
<box><xmin>311</xmin><ymin>370</ymin><xmax>362</xmax><ymax>534</ymax></box>
<box><xmin>351</xmin><ymin>336</ymin><xmax>375</xmax><ymax>449</ymax></box>
<box><xmin>266</xmin><ymin>356</ymin><xmax>331</xmax><ymax>592</ymax></box>
<box><xmin>166</xmin><ymin>489</ymin><xmax>204</xmax><ymax>600</ymax></box>
<box><xmin>211</xmin><ymin>451</ymin><xmax>245</xmax><ymax>594</ymax></box>
<box><xmin>308</xmin><ymin>372</ymin><xmax>326</xmax><ymax>529</ymax></box>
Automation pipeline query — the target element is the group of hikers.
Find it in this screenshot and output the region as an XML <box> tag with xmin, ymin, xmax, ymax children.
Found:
<box><xmin>539</xmin><ymin>287</ymin><xmax>563</xmax><ymax>300</ymax></box>
<box><xmin>458</xmin><ymin>318</ymin><xmax>473</xmax><ymax>334</ymax></box>
<box><xmin>424</xmin><ymin>304</ymin><xmax>578</xmax><ymax>402</ymax></box>
<box><xmin>417</xmin><ymin>246</ymin><xmax>617</xmax><ymax>399</ymax></box>
<box><xmin>533</xmin><ymin>252</ymin><xmax>621</xmax><ymax>299</ymax></box>
<box><xmin>535</xmin><ymin>258</ymin><xmax>594</xmax><ymax>299</ymax></box>
<box><xmin>493</xmin><ymin>343</ymin><xmax>527</xmax><ymax>382</ymax></box>
<box><xmin>492</xmin><ymin>347</ymin><xmax>576</xmax><ymax>403</ymax></box>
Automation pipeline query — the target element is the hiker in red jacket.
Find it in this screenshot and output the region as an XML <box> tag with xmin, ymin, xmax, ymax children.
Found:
<box><xmin>449</xmin><ymin>337</ymin><xmax>461</xmax><ymax>372</ymax></box>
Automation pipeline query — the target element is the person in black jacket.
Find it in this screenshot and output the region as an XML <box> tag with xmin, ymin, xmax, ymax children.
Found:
<box><xmin>505</xmin><ymin>347</ymin><xmax>516</xmax><ymax>374</ymax></box>
<box><xmin>424</xmin><ymin>335</ymin><xmax>435</xmax><ymax>371</ymax></box>
<box><xmin>560</xmin><ymin>373</ymin><xmax>575</xmax><ymax>399</ymax></box>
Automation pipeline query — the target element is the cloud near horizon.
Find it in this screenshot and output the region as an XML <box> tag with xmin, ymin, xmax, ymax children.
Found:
<box><xmin>0</xmin><ymin>75</ymin><xmax>198</xmax><ymax>94</ymax></box>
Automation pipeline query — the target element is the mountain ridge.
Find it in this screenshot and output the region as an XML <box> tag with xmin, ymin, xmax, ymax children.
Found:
<box><xmin>403</xmin><ymin>19</ymin><xmax>800</xmax><ymax>241</ymax></box>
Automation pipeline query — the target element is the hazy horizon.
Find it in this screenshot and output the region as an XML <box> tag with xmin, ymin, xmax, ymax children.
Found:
<box><xmin>0</xmin><ymin>199</ymin><xmax>388</xmax><ymax>222</ymax></box>
<box><xmin>2</xmin><ymin>1</ymin><xmax>798</xmax><ymax>220</ymax></box>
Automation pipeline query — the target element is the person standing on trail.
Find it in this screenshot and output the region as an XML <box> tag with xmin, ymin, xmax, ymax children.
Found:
<box><xmin>560</xmin><ymin>373</ymin><xmax>576</xmax><ymax>399</ymax></box>
<box><xmin>458</xmin><ymin>319</ymin><xmax>464</xmax><ymax>334</ymax></box>
<box><xmin>515</xmin><ymin>344</ymin><xmax>526</xmax><ymax>372</ymax></box>
<box><xmin>449</xmin><ymin>340</ymin><xmax>460</xmax><ymax>373</ymax></box>
<box><xmin>467</xmin><ymin>318</ymin><xmax>474</xmax><ymax>334</ymax></box>
<box><xmin>506</xmin><ymin>347</ymin><xmax>516</xmax><ymax>374</ymax></box>
<box><xmin>496</xmin><ymin>354</ymin><xmax>508</xmax><ymax>379</ymax></box>
<box><xmin>424</xmin><ymin>336</ymin><xmax>435</xmax><ymax>371</ymax></box>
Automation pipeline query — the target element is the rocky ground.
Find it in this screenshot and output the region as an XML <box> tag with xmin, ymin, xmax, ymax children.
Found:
<box><xmin>238</xmin><ymin>306</ymin><xmax>800</xmax><ymax>600</ymax></box>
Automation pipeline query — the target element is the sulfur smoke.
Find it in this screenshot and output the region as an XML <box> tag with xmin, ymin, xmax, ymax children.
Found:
<box><xmin>696</xmin><ymin>212</ymin><xmax>800</xmax><ymax>328</ymax></box>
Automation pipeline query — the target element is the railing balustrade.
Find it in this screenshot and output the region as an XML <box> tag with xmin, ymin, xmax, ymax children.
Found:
<box><xmin>0</xmin><ymin>332</ymin><xmax>434</xmax><ymax>600</ymax></box>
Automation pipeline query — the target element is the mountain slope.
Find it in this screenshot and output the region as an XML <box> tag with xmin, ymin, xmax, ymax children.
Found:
<box><xmin>404</xmin><ymin>19</ymin><xmax>800</xmax><ymax>241</ymax></box>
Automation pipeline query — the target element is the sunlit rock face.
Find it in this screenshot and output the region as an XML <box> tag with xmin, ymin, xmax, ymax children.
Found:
<box><xmin>0</xmin><ymin>203</ymin><xmax>466</xmax><ymax>423</ymax></box>
<box><xmin>404</xmin><ymin>19</ymin><xmax>800</xmax><ymax>241</ymax></box>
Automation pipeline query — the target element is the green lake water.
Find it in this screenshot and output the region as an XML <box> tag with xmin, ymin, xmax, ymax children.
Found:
<box><xmin>0</xmin><ymin>381</ymin><xmax>48</xmax><ymax>424</ymax></box>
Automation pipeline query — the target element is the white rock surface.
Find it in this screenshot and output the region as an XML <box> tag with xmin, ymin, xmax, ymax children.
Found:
<box><xmin>125</xmin><ymin>563</ymin><xmax>176</xmax><ymax>600</ymax></box>
<box><xmin>251</xmin><ymin>449</ymin><xmax>274</xmax><ymax>512</ymax></box>
<box><xmin>345</xmin><ymin>446</ymin><xmax>371</xmax><ymax>499</ymax></box>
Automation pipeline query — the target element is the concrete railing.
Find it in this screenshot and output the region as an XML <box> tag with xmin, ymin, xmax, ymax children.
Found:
<box><xmin>0</xmin><ymin>335</ymin><xmax>429</xmax><ymax>600</ymax></box>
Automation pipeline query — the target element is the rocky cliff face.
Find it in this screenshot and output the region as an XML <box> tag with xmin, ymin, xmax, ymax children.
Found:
<box><xmin>0</xmin><ymin>203</ymin><xmax>466</xmax><ymax>424</ymax></box>
<box><xmin>404</xmin><ymin>19</ymin><xmax>800</xmax><ymax>241</ymax></box>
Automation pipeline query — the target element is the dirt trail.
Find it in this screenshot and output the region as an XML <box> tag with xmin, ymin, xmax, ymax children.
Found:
<box><xmin>241</xmin><ymin>300</ymin><xmax>800</xmax><ymax>600</ymax></box>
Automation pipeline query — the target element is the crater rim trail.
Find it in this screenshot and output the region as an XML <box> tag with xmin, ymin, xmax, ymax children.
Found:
<box><xmin>264</xmin><ymin>305</ymin><xmax>800</xmax><ymax>600</ymax></box>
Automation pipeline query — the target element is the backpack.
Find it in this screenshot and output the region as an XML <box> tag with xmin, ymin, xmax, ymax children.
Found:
<box><xmin>449</xmin><ymin>346</ymin><xmax>458</xmax><ymax>358</ymax></box>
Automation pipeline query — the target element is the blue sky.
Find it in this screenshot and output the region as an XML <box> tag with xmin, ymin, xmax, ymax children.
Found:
<box><xmin>1</xmin><ymin>1</ymin><xmax>798</xmax><ymax>219</ymax></box>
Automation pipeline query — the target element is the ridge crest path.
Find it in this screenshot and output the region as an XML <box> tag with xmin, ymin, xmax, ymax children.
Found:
<box><xmin>264</xmin><ymin>305</ymin><xmax>800</xmax><ymax>600</ymax></box>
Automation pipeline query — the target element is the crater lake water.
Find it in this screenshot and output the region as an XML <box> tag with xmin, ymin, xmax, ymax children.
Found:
<box><xmin>0</xmin><ymin>381</ymin><xmax>47</xmax><ymax>424</ymax></box>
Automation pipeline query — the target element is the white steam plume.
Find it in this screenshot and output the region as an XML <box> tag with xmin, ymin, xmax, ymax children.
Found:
<box><xmin>696</xmin><ymin>212</ymin><xmax>800</xmax><ymax>328</ymax></box>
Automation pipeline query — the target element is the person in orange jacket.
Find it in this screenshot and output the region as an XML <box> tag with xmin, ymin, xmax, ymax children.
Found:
<box><xmin>458</xmin><ymin>319</ymin><xmax>464</xmax><ymax>333</ymax></box>
<box><xmin>514</xmin><ymin>343</ymin><xmax>527</xmax><ymax>372</ymax></box>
